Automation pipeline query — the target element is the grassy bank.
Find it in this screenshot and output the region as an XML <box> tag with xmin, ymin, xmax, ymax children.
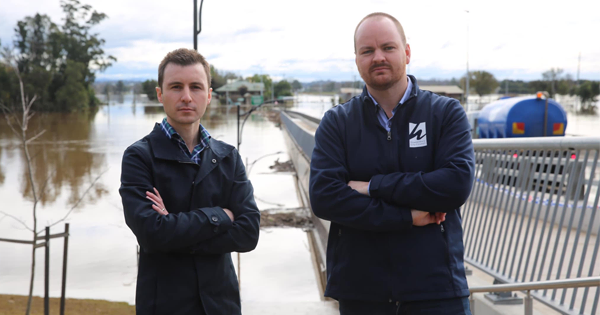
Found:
<box><xmin>0</xmin><ymin>294</ymin><xmax>134</xmax><ymax>315</ymax></box>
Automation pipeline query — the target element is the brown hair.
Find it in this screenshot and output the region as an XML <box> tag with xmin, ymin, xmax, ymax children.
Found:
<box><xmin>158</xmin><ymin>48</ymin><xmax>211</xmax><ymax>89</ymax></box>
<box><xmin>354</xmin><ymin>12</ymin><xmax>407</xmax><ymax>51</ymax></box>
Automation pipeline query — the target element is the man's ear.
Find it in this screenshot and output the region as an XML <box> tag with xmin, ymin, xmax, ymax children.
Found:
<box><xmin>155</xmin><ymin>86</ymin><xmax>163</xmax><ymax>103</ymax></box>
<box><xmin>207</xmin><ymin>88</ymin><xmax>212</xmax><ymax>104</ymax></box>
<box><xmin>405</xmin><ymin>43</ymin><xmax>411</xmax><ymax>65</ymax></box>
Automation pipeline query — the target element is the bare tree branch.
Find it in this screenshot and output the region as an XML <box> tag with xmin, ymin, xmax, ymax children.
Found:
<box><xmin>39</xmin><ymin>168</ymin><xmax>109</xmax><ymax>233</ymax></box>
<box><xmin>25</xmin><ymin>129</ymin><xmax>46</xmax><ymax>144</ymax></box>
<box><xmin>26</xmin><ymin>95</ymin><xmax>37</xmax><ymax>112</ymax></box>
<box><xmin>0</xmin><ymin>211</ymin><xmax>33</xmax><ymax>232</ymax></box>
<box><xmin>0</xmin><ymin>105</ymin><xmax>22</xmax><ymax>138</ymax></box>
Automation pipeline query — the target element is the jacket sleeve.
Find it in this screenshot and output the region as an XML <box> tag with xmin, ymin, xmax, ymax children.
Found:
<box><xmin>119</xmin><ymin>145</ymin><xmax>233</xmax><ymax>253</ymax></box>
<box><xmin>187</xmin><ymin>149</ymin><xmax>261</xmax><ymax>255</ymax></box>
<box><xmin>309</xmin><ymin>110</ymin><xmax>413</xmax><ymax>232</ymax></box>
<box><xmin>369</xmin><ymin>101</ymin><xmax>475</xmax><ymax>212</ymax></box>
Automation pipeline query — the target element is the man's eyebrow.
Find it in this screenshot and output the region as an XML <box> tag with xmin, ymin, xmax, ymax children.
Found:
<box><xmin>381</xmin><ymin>42</ymin><xmax>397</xmax><ymax>46</ymax></box>
<box><xmin>167</xmin><ymin>81</ymin><xmax>182</xmax><ymax>86</ymax></box>
<box><xmin>167</xmin><ymin>81</ymin><xmax>205</xmax><ymax>87</ymax></box>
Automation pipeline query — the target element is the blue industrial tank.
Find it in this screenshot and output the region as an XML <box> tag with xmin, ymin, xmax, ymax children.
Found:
<box><xmin>477</xmin><ymin>96</ymin><xmax>567</xmax><ymax>138</ymax></box>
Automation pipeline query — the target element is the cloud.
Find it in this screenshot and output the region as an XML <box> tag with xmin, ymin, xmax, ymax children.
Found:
<box><xmin>2</xmin><ymin>0</ymin><xmax>599</xmax><ymax>81</ymax></box>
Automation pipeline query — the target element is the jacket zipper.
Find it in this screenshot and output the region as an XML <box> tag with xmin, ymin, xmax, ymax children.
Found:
<box><xmin>440</xmin><ymin>223</ymin><xmax>455</xmax><ymax>288</ymax></box>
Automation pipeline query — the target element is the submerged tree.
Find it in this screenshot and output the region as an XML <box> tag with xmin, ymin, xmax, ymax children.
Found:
<box><xmin>461</xmin><ymin>71</ymin><xmax>499</xmax><ymax>97</ymax></box>
<box><xmin>0</xmin><ymin>0</ymin><xmax>116</xmax><ymax>112</ymax></box>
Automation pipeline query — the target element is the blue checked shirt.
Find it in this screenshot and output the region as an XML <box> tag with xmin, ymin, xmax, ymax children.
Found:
<box><xmin>160</xmin><ymin>118</ymin><xmax>211</xmax><ymax>165</ymax></box>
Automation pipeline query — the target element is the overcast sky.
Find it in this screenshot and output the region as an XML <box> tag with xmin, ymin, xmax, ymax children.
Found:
<box><xmin>1</xmin><ymin>0</ymin><xmax>599</xmax><ymax>82</ymax></box>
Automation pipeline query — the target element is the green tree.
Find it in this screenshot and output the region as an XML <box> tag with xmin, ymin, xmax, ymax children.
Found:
<box><xmin>274</xmin><ymin>80</ymin><xmax>292</xmax><ymax>98</ymax></box>
<box><xmin>0</xmin><ymin>0</ymin><xmax>115</xmax><ymax>111</ymax></box>
<box><xmin>542</xmin><ymin>68</ymin><xmax>562</xmax><ymax>97</ymax></box>
<box><xmin>461</xmin><ymin>71</ymin><xmax>499</xmax><ymax>97</ymax></box>
<box><xmin>210</xmin><ymin>65</ymin><xmax>239</xmax><ymax>90</ymax></box>
<box><xmin>55</xmin><ymin>60</ymin><xmax>89</xmax><ymax>111</ymax></box>
<box><xmin>573</xmin><ymin>80</ymin><xmax>599</xmax><ymax>114</ymax></box>
<box><xmin>246</xmin><ymin>74</ymin><xmax>272</xmax><ymax>99</ymax></box>
<box><xmin>116</xmin><ymin>80</ymin><xmax>126</xmax><ymax>94</ymax></box>
<box><xmin>291</xmin><ymin>80</ymin><xmax>302</xmax><ymax>92</ymax></box>
<box><xmin>142</xmin><ymin>79</ymin><xmax>158</xmax><ymax>101</ymax></box>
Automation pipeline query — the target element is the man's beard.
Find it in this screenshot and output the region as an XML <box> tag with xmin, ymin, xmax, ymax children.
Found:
<box><xmin>362</xmin><ymin>64</ymin><xmax>403</xmax><ymax>91</ymax></box>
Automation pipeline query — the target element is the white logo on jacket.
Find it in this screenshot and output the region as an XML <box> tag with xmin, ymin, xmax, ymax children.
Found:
<box><xmin>409</xmin><ymin>122</ymin><xmax>427</xmax><ymax>148</ymax></box>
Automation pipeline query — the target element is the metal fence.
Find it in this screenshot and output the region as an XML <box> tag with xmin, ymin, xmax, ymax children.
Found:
<box><xmin>463</xmin><ymin>137</ymin><xmax>600</xmax><ymax>315</ymax></box>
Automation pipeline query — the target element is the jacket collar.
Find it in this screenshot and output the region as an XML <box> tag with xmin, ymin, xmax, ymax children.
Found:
<box><xmin>360</xmin><ymin>74</ymin><xmax>419</xmax><ymax>104</ymax></box>
<box><xmin>146</xmin><ymin>123</ymin><xmax>231</xmax><ymax>163</ymax></box>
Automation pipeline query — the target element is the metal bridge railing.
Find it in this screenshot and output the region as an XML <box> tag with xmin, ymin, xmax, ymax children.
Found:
<box><xmin>469</xmin><ymin>277</ymin><xmax>600</xmax><ymax>315</ymax></box>
<box><xmin>463</xmin><ymin>137</ymin><xmax>600</xmax><ymax>315</ymax></box>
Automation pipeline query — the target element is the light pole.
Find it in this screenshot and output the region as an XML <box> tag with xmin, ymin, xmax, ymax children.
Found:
<box><xmin>193</xmin><ymin>0</ymin><xmax>204</xmax><ymax>51</ymax></box>
<box><xmin>465</xmin><ymin>10</ymin><xmax>470</xmax><ymax>111</ymax></box>
<box><xmin>237</xmin><ymin>98</ymin><xmax>279</xmax><ymax>151</ymax></box>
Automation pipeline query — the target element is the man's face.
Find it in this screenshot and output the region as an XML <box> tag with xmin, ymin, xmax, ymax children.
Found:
<box><xmin>355</xmin><ymin>17</ymin><xmax>411</xmax><ymax>91</ymax></box>
<box><xmin>156</xmin><ymin>63</ymin><xmax>212</xmax><ymax>127</ymax></box>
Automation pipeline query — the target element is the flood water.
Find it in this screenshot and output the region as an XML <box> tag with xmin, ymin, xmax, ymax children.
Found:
<box><xmin>0</xmin><ymin>94</ymin><xmax>336</xmax><ymax>306</ymax></box>
<box><xmin>0</xmin><ymin>92</ymin><xmax>597</xmax><ymax>307</ymax></box>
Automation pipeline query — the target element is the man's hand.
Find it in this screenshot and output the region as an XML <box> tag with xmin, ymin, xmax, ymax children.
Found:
<box><xmin>147</xmin><ymin>188</ymin><xmax>168</xmax><ymax>215</ymax></box>
<box><xmin>348</xmin><ymin>180</ymin><xmax>370</xmax><ymax>196</ymax></box>
<box><xmin>411</xmin><ymin>210</ymin><xmax>446</xmax><ymax>226</ymax></box>
<box><xmin>223</xmin><ymin>208</ymin><xmax>235</xmax><ymax>222</ymax></box>
<box><xmin>147</xmin><ymin>188</ymin><xmax>235</xmax><ymax>222</ymax></box>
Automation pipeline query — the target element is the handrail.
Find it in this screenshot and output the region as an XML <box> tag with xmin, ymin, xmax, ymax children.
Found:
<box><xmin>469</xmin><ymin>277</ymin><xmax>599</xmax><ymax>315</ymax></box>
<box><xmin>473</xmin><ymin>137</ymin><xmax>600</xmax><ymax>150</ymax></box>
<box><xmin>469</xmin><ymin>277</ymin><xmax>600</xmax><ymax>293</ymax></box>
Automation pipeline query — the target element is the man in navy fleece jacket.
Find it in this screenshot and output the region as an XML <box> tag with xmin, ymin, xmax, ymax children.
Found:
<box><xmin>309</xmin><ymin>12</ymin><xmax>475</xmax><ymax>315</ymax></box>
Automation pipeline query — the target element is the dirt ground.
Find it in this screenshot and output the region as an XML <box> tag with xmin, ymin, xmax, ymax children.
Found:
<box><xmin>260</xmin><ymin>211</ymin><xmax>312</xmax><ymax>229</ymax></box>
<box><xmin>0</xmin><ymin>294</ymin><xmax>134</xmax><ymax>315</ymax></box>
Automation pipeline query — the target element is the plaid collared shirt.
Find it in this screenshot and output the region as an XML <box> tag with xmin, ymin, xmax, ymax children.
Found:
<box><xmin>160</xmin><ymin>118</ymin><xmax>211</xmax><ymax>165</ymax></box>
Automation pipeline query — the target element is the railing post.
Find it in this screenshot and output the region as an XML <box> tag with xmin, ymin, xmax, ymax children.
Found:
<box><xmin>524</xmin><ymin>290</ymin><xmax>533</xmax><ymax>315</ymax></box>
<box><xmin>60</xmin><ymin>223</ymin><xmax>69</xmax><ymax>315</ymax></box>
<box><xmin>44</xmin><ymin>226</ymin><xmax>50</xmax><ymax>315</ymax></box>
<box><xmin>470</xmin><ymin>295</ymin><xmax>475</xmax><ymax>314</ymax></box>
<box><xmin>484</xmin><ymin>278</ymin><xmax>523</xmax><ymax>305</ymax></box>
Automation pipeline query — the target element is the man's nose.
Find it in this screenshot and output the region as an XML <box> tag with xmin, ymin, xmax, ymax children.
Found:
<box><xmin>373</xmin><ymin>48</ymin><xmax>385</xmax><ymax>63</ymax></box>
<box><xmin>181</xmin><ymin>86</ymin><xmax>192</xmax><ymax>103</ymax></box>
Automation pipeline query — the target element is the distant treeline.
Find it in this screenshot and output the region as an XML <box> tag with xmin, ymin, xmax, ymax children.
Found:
<box><xmin>0</xmin><ymin>0</ymin><xmax>115</xmax><ymax>112</ymax></box>
<box><xmin>119</xmin><ymin>69</ymin><xmax>301</xmax><ymax>102</ymax></box>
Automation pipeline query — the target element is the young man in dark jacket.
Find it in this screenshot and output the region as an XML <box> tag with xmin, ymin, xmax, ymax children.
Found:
<box><xmin>309</xmin><ymin>13</ymin><xmax>475</xmax><ymax>315</ymax></box>
<box><xmin>119</xmin><ymin>48</ymin><xmax>260</xmax><ymax>315</ymax></box>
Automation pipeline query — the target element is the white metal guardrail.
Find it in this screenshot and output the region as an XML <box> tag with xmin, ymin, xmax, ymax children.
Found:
<box><xmin>464</xmin><ymin>137</ymin><xmax>600</xmax><ymax>315</ymax></box>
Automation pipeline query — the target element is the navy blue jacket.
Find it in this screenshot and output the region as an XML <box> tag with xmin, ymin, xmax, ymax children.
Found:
<box><xmin>120</xmin><ymin>123</ymin><xmax>260</xmax><ymax>315</ymax></box>
<box><xmin>309</xmin><ymin>76</ymin><xmax>475</xmax><ymax>302</ymax></box>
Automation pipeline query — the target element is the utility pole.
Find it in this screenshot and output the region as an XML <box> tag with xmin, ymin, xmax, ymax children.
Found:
<box><xmin>576</xmin><ymin>52</ymin><xmax>581</xmax><ymax>111</ymax></box>
<box><xmin>465</xmin><ymin>10</ymin><xmax>470</xmax><ymax>111</ymax></box>
<box><xmin>576</xmin><ymin>52</ymin><xmax>581</xmax><ymax>84</ymax></box>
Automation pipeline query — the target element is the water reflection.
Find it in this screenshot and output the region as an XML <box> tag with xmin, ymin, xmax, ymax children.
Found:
<box><xmin>0</xmin><ymin>109</ymin><xmax>108</xmax><ymax>206</ymax></box>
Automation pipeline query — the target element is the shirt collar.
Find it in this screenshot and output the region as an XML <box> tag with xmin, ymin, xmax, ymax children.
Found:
<box><xmin>367</xmin><ymin>77</ymin><xmax>413</xmax><ymax>108</ymax></box>
<box><xmin>160</xmin><ymin>117</ymin><xmax>211</xmax><ymax>147</ymax></box>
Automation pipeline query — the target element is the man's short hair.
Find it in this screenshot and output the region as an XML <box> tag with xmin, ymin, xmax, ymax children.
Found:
<box><xmin>158</xmin><ymin>48</ymin><xmax>211</xmax><ymax>90</ymax></box>
<box><xmin>354</xmin><ymin>12</ymin><xmax>407</xmax><ymax>51</ymax></box>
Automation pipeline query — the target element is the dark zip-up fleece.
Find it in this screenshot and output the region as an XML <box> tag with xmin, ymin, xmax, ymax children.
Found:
<box><xmin>309</xmin><ymin>75</ymin><xmax>475</xmax><ymax>302</ymax></box>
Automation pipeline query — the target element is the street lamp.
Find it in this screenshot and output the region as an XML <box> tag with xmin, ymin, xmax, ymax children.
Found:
<box><xmin>237</xmin><ymin>98</ymin><xmax>280</xmax><ymax>151</ymax></box>
<box><xmin>193</xmin><ymin>0</ymin><xmax>204</xmax><ymax>51</ymax></box>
